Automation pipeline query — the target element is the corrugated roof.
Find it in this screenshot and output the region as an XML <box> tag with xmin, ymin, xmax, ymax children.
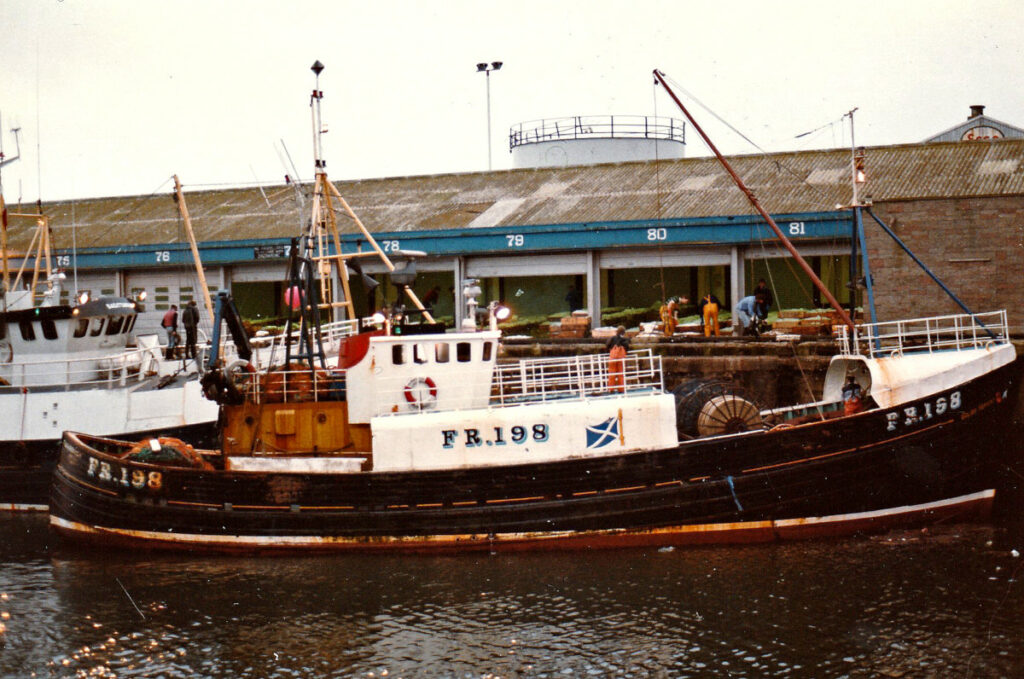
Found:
<box><xmin>5</xmin><ymin>138</ymin><xmax>1024</xmax><ymax>253</ymax></box>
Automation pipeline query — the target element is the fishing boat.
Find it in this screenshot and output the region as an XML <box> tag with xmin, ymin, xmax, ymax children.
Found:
<box><xmin>48</xmin><ymin>299</ymin><xmax>1020</xmax><ymax>553</ymax></box>
<box><xmin>0</xmin><ymin>159</ymin><xmax>234</xmax><ymax>510</ymax></box>
<box><xmin>0</xmin><ymin>207</ymin><xmax>224</xmax><ymax>510</ymax></box>
<box><xmin>47</xmin><ymin>65</ymin><xmax>1020</xmax><ymax>553</ymax></box>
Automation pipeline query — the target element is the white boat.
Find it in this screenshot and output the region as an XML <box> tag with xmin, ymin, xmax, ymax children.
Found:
<box><xmin>0</xmin><ymin>266</ymin><xmax>220</xmax><ymax>511</ymax></box>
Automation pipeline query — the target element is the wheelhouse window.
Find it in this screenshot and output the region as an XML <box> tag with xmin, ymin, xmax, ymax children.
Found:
<box><xmin>89</xmin><ymin>318</ymin><xmax>105</xmax><ymax>337</ymax></box>
<box><xmin>124</xmin><ymin>315</ymin><xmax>137</xmax><ymax>334</ymax></box>
<box><xmin>413</xmin><ymin>343</ymin><xmax>428</xmax><ymax>364</ymax></box>
<box><xmin>73</xmin><ymin>319</ymin><xmax>89</xmax><ymax>338</ymax></box>
<box><xmin>391</xmin><ymin>344</ymin><xmax>405</xmax><ymax>365</ymax></box>
<box><xmin>434</xmin><ymin>342</ymin><xmax>450</xmax><ymax>363</ymax></box>
<box><xmin>456</xmin><ymin>341</ymin><xmax>472</xmax><ymax>363</ymax></box>
<box><xmin>105</xmin><ymin>316</ymin><xmax>125</xmax><ymax>335</ymax></box>
<box><xmin>482</xmin><ymin>341</ymin><xmax>493</xmax><ymax>361</ymax></box>
<box><xmin>41</xmin><ymin>319</ymin><xmax>59</xmax><ymax>340</ymax></box>
<box><xmin>19</xmin><ymin>321</ymin><xmax>36</xmax><ymax>341</ymax></box>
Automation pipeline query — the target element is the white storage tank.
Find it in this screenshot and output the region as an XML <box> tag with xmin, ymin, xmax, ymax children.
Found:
<box><xmin>510</xmin><ymin>115</ymin><xmax>686</xmax><ymax>168</ymax></box>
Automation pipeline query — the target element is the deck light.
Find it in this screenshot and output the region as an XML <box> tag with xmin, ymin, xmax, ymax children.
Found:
<box><xmin>78</xmin><ymin>291</ymin><xmax>90</xmax><ymax>305</ymax></box>
<box><xmin>487</xmin><ymin>301</ymin><xmax>511</xmax><ymax>331</ymax></box>
<box><xmin>854</xmin><ymin>147</ymin><xmax>866</xmax><ymax>183</ymax></box>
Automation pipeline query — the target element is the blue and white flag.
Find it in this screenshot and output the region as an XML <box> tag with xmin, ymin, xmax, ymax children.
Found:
<box><xmin>586</xmin><ymin>416</ymin><xmax>620</xmax><ymax>449</ymax></box>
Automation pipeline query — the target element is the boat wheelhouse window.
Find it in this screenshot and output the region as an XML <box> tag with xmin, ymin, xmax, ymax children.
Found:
<box><xmin>482</xmin><ymin>341</ymin><xmax>493</xmax><ymax>362</ymax></box>
<box><xmin>434</xmin><ymin>342</ymin><xmax>450</xmax><ymax>363</ymax></box>
<box><xmin>19</xmin><ymin>321</ymin><xmax>36</xmax><ymax>341</ymax></box>
<box><xmin>124</xmin><ymin>315</ymin><xmax>137</xmax><ymax>334</ymax></box>
<box><xmin>105</xmin><ymin>316</ymin><xmax>125</xmax><ymax>335</ymax></box>
<box><xmin>89</xmin><ymin>318</ymin><xmax>105</xmax><ymax>337</ymax></box>
<box><xmin>392</xmin><ymin>344</ymin><xmax>405</xmax><ymax>365</ymax></box>
<box><xmin>413</xmin><ymin>344</ymin><xmax>428</xmax><ymax>365</ymax></box>
<box><xmin>456</xmin><ymin>341</ymin><xmax>472</xmax><ymax>363</ymax></box>
<box><xmin>73</xmin><ymin>319</ymin><xmax>89</xmax><ymax>338</ymax></box>
<box><xmin>41</xmin><ymin>319</ymin><xmax>58</xmax><ymax>340</ymax></box>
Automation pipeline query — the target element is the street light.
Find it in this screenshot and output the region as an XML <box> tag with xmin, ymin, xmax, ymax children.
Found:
<box><xmin>476</xmin><ymin>61</ymin><xmax>503</xmax><ymax>171</ymax></box>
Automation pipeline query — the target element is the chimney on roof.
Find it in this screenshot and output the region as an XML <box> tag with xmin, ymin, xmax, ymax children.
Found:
<box><xmin>969</xmin><ymin>105</ymin><xmax>985</xmax><ymax>119</ymax></box>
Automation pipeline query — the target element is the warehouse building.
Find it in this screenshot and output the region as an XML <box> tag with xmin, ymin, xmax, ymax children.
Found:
<box><xmin>3</xmin><ymin>134</ymin><xmax>1023</xmax><ymax>336</ymax></box>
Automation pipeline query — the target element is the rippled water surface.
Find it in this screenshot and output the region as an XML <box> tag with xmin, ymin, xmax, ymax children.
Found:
<box><xmin>1</xmin><ymin>512</ymin><xmax>1022</xmax><ymax>678</ymax></box>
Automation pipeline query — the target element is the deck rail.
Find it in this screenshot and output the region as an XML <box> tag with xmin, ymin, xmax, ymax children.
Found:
<box><xmin>0</xmin><ymin>344</ymin><xmax>167</xmax><ymax>389</ymax></box>
<box><xmin>250</xmin><ymin>318</ymin><xmax>359</xmax><ymax>369</ymax></box>
<box><xmin>490</xmin><ymin>349</ymin><xmax>662</xmax><ymax>406</ymax></box>
<box><xmin>235</xmin><ymin>349</ymin><xmax>664</xmax><ymax>412</ymax></box>
<box><xmin>835</xmin><ymin>310</ymin><xmax>1009</xmax><ymax>358</ymax></box>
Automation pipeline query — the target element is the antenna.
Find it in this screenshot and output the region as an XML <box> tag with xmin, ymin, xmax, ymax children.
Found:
<box><xmin>0</xmin><ymin>114</ymin><xmax>23</xmax><ymax>195</ymax></box>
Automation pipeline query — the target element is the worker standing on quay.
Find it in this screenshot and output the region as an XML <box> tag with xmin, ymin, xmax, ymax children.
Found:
<box><xmin>660</xmin><ymin>296</ymin><xmax>688</xmax><ymax>337</ymax></box>
<box><xmin>606</xmin><ymin>325</ymin><xmax>630</xmax><ymax>393</ymax></box>
<box><xmin>753</xmin><ymin>278</ymin><xmax>773</xmax><ymax>319</ymax></box>
<box><xmin>734</xmin><ymin>294</ymin><xmax>766</xmax><ymax>336</ymax></box>
<box><xmin>699</xmin><ymin>292</ymin><xmax>721</xmax><ymax>337</ymax></box>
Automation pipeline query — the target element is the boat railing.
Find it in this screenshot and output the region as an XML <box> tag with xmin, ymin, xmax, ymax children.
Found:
<box><xmin>250</xmin><ymin>318</ymin><xmax>360</xmax><ymax>369</ymax></box>
<box><xmin>835</xmin><ymin>310</ymin><xmax>1009</xmax><ymax>358</ymax></box>
<box><xmin>233</xmin><ymin>349</ymin><xmax>664</xmax><ymax>412</ymax></box>
<box><xmin>233</xmin><ymin>366</ymin><xmax>347</xmax><ymax>405</ymax></box>
<box><xmin>490</xmin><ymin>349</ymin><xmax>663</xmax><ymax>406</ymax></box>
<box><xmin>0</xmin><ymin>344</ymin><xmax>167</xmax><ymax>390</ymax></box>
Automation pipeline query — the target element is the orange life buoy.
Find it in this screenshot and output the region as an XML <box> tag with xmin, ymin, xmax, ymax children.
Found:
<box><xmin>404</xmin><ymin>376</ymin><xmax>438</xmax><ymax>409</ymax></box>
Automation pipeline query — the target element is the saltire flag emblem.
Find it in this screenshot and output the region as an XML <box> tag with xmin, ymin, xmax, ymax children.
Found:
<box><xmin>586</xmin><ymin>413</ymin><xmax>622</xmax><ymax>449</ymax></box>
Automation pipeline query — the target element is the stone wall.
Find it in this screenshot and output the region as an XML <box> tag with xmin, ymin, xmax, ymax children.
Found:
<box><xmin>866</xmin><ymin>196</ymin><xmax>1024</xmax><ymax>333</ymax></box>
<box><xmin>501</xmin><ymin>338</ymin><xmax>836</xmax><ymax>409</ymax></box>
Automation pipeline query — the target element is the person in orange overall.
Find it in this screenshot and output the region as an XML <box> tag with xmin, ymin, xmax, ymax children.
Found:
<box><xmin>699</xmin><ymin>293</ymin><xmax>721</xmax><ymax>337</ymax></box>
<box><xmin>606</xmin><ymin>325</ymin><xmax>630</xmax><ymax>392</ymax></box>
<box><xmin>659</xmin><ymin>296</ymin><xmax>687</xmax><ymax>337</ymax></box>
<box><xmin>842</xmin><ymin>374</ymin><xmax>863</xmax><ymax>415</ymax></box>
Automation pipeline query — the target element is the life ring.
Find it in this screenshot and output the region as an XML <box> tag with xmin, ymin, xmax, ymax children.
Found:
<box><xmin>404</xmin><ymin>376</ymin><xmax>438</xmax><ymax>410</ymax></box>
<box><xmin>0</xmin><ymin>340</ymin><xmax>12</xmax><ymax>364</ymax></box>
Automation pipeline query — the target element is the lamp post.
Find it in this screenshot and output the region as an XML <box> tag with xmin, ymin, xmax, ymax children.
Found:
<box><xmin>476</xmin><ymin>61</ymin><xmax>502</xmax><ymax>171</ymax></box>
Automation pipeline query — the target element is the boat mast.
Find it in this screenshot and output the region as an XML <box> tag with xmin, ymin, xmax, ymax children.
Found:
<box><xmin>305</xmin><ymin>61</ymin><xmax>435</xmax><ymax>323</ymax></box>
<box><xmin>652</xmin><ymin>70</ymin><xmax>855</xmax><ymax>331</ymax></box>
<box><xmin>172</xmin><ymin>175</ymin><xmax>215</xmax><ymax>323</ymax></box>
<box><xmin>846</xmin><ymin>110</ymin><xmax>878</xmax><ymax>325</ymax></box>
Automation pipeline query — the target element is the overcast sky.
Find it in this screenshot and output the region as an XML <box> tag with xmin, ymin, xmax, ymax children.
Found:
<box><xmin>1</xmin><ymin>0</ymin><xmax>1021</xmax><ymax>203</ymax></box>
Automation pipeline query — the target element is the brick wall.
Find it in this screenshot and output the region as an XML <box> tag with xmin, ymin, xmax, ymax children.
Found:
<box><xmin>865</xmin><ymin>196</ymin><xmax>1024</xmax><ymax>333</ymax></box>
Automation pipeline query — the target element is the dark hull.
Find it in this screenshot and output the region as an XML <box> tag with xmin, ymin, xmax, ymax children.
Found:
<box><xmin>50</xmin><ymin>361</ymin><xmax>1020</xmax><ymax>553</ymax></box>
<box><xmin>1</xmin><ymin>421</ymin><xmax>220</xmax><ymax>510</ymax></box>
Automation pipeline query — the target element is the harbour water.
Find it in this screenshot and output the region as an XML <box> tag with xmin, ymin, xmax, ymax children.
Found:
<box><xmin>1</xmin><ymin>509</ymin><xmax>1022</xmax><ymax>678</ymax></box>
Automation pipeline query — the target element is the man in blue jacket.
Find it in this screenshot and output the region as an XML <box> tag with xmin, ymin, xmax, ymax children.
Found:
<box><xmin>734</xmin><ymin>294</ymin><xmax>766</xmax><ymax>336</ymax></box>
